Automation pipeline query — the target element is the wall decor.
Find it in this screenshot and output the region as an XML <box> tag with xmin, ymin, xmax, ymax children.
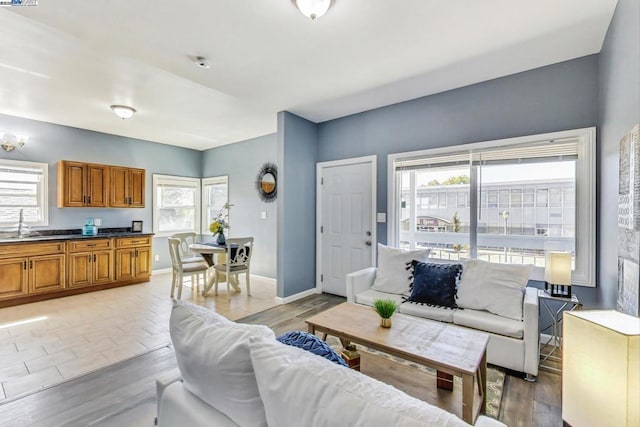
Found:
<box><xmin>617</xmin><ymin>124</ymin><xmax>639</xmax><ymax>316</ymax></box>
<box><xmin>256</xmin><ymin>162</ymin><xmax>277</xmax><ymax>202</ymax></box>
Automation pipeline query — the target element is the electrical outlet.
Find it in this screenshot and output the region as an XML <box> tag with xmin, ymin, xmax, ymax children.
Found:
<box><xmin>154</xmin><ymin>254</ymin><xmax>160</xmax><ymax>262</ymax></box>
<box><xmin>94</xmin><ymin>218</ymin><xmax>102</xmax><ymax>226</ymax></box>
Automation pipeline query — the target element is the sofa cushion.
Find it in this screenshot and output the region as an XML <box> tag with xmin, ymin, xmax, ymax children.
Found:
<box><xmin>453</xmin><ymin>308</ymin><xmax>524</xmax><ymax>339</ymax></box>
<box><xmin>372</xmin><ymin>244</ymin><xmax>430</xmax><ymax>295</ymax></box>
<box><xmin>276</xmin><ymin>330</ymin><xmax>347</xmax><ymax>367</ymax></box>
<box><xmin>399</xmin><ymin>301</ymin><xmax>455</xmax><ymax>323</ymax></box>
<box><xmin>169</xmin><ymin>301</ymin><xmax>274</xmax><ymax>427</ymax></box>
<box><xmin>407</xmin><ymin>261</ymin><xmax>462</xmax><ymax>308</ymax></box>
<box><xmin>456</xmin><ymin>260</ymin><xmax>533</xmax><ymax>320</ymax></box>
<box><xmin>355</xmin><ymin>288</ymin><xmax>405</xmax><ymax>307</ymax></box>
<box><xmin>249</xmin><ymin>336</ymin><xmax>469</xmax><ymax>427</ymax></box>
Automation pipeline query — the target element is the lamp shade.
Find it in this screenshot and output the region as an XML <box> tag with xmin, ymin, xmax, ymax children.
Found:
<box><xmin>544</xmin><ymin>251</ymin><xmax>571</xmax><ymax>285</ymax></box>
<box><xmin>563</xmin><ymin>310</ymin><xmax>639</xmax><ymax>427</ymax></box>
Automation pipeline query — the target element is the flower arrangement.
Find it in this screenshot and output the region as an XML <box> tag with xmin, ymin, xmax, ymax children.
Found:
<box><xmin>209</xmin><ymin>203</ymin><xmax>231</xmax><ymax>235</ymax></box>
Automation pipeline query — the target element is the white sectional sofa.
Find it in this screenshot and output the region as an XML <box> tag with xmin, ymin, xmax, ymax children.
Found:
<box><xmin>157</xmin><ymin>300</ymin><xmax>507</xmax><ymax>427</ymax></box>
<box><xmin>347</xmin><ymin>266</ymin><xmax>539</xmax><ymax>379</ymax></box>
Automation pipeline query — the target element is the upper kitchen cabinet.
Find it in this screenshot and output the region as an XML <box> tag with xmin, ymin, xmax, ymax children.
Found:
<box><xmin>110</xmin><ymin>166</ymin><xmax>145</xmax><ymax>208</ymax></box>
<box><xmin>57</xmin><ymin>161</ymin><xmax>109</xmax><ymax>207</ymax></box>
<box><xmin>57</xmin><ymin>161</ymin><xmax>145</xmax><ymax>208</ymax></box>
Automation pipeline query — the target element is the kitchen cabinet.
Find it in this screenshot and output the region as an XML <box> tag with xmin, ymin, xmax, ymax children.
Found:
<box><xmin>0</xmin><ymin>242</ymin><xmax>66</xmax><ymax>300</ymax></box>
<box><xmin>115</xmin><ymin>236</ymin><xmax>151</xmax><ymax>281</ymax></box>
<box><xmin>67</xmin><ymin>239</ymin><xmax>114</xmax><ymax>288</ymax></box>
<box><xmin>57</xmin><ymin>161</ymin><xmax>109</xmax><ymax>207</ymax></box>
<box><xmin>110</xmin><ymin>167</ymin><xmax>145</xmax><ymax>208</ymax></box>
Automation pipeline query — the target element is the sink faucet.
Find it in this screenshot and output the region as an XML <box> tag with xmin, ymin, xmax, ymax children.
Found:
<box><xmin>17</xmin><ymin>209</ymin><xmax>31</xmax><ymax>238</ymax></box>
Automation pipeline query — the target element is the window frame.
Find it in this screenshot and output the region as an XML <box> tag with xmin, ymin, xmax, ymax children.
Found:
<box><xmin>387</xmin><ymin>127</ymin><xmax>596</xmax><ymax>286</ymax></box>
<box><xmin>0</xmin><ymin>159</ymin><xmax>49</xmax><ymax>227</ymax></box>
<box><xmin>152</xmin><ymin>174</ymin><xmax>201</xmax><ymax>237</ymax></box>
<box><xmin>201</xmin><ymin>175</ymin><xmax>229</xmax><ymax>234</ymax></box>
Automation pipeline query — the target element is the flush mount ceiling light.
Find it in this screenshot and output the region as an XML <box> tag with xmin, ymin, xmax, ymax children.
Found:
<box><xmin>293</xmin><ymin>0</ymin><xmax>332</xmax><ymax>20</ymax></box>
<box><xmin>110</xmin><ymin>105</ymin><xmax>136</xmax><ymax>120</ymax></box>
<box><xmin>0</xmin><ymin>132</ymin><xmax>28</xmax><ymax>152</ymax></box>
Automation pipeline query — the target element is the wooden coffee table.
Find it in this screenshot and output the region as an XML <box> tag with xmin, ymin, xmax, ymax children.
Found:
<box><xmin>305</xmin><ymin>302</ymin><xmax>489</xmax><ymax>424</ymax></box>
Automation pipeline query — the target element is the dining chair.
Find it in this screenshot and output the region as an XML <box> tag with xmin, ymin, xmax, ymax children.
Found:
<box><xmin>168</xmin><ymin>237</ymin><xmax>209</xmax><ymax>300</ymax></box>
<box><xmin>170</xmin><ymin>232</ymin><xmax>204</xmax><ymax>264</ymax></box>
<box><xmin>213</xmin><ymin>237</ymin><xmax>254</xmax><ymax>298</ymax></box>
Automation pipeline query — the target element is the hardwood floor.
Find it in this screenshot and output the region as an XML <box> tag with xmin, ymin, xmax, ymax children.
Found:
<box><xmin>0</xmin><ymin>293</ymin><xmax>563</xmax><ymax>426</ymax></box>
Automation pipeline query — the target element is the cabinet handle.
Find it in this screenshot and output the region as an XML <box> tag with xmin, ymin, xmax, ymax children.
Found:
<box><xmin>87</xmin><ymin>244</ymin><xmax>96</xmax><ymax>247</ymax></box>
<box><xmin>93</xmin><ymin>254</ymin><xmax>96</xmax><ymax>262</ymax></box>
<box><xmin>83</xmin><ymin>195</ymin><xmax>86</xmax><ymax>204</ymax></box>
<box><xmin>87</xmin><ymin>196</ymin><xmax>91</xmax><ymax>203</ymax></box>
<box><xmin>29</xmin><ymin>260</ymin><xmax>33</xmax><ymax>269</ymax></box>
<box><xmin>135</xmin><ymin>250</ymin><xmax>138</xmax><ymax>258</ymax></box>
<box><xmin>23</xmin><ymin>260</ymin><xmax>27</xmax><ymax>270</ymax></box>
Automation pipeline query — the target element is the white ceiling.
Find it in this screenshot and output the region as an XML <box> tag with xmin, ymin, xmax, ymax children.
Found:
<box><xmin>0</xmin><ymin>0</ymin><xmax>617</xmax><ymax>151</ymax></box>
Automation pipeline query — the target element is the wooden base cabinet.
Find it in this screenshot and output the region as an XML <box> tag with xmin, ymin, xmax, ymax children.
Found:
<box><xmin>0</xmin><ymin>242</ymin><xmax>66</xmax><ymax>300</ymax></box>
<box><xmin>115</xmin><ymin>237</ymin><xmax>151</xmax><ymax>281</ymax></box>
<box><xmin>67</xmin><ymin>239</ymin><xmax>114</xmax><ymax>288</ymax></box>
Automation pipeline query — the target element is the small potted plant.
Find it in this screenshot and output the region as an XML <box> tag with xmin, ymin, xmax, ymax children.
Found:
<box><xmin>373</xmin><ymin>299</ymin><xmax>397</xmax><ymax>328</ymax></box>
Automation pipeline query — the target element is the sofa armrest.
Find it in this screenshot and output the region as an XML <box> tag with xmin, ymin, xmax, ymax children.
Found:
<box><xmin>522</xmin><ymin>287</ymin><xmax>539</xmax><ymax>377</ymax></box>
<box><xmin>346</xmin><ymin>267</ymin><xmax>377</xmax><ymax>303</ymax></box>
<box><xmin>157</xmin><ymin>369</ymin><xmax>182</xmax><ymax>420</ymax></box>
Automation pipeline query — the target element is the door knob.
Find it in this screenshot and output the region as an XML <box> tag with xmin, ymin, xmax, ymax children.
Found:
<box><xmin>365</xmin><ymin>240</ymin><xmax>371</xmax><ymax>246</ymax></box>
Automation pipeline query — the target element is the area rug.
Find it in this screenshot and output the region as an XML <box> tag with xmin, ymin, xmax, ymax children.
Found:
<box><xmin>324</xmin><ymin>336</ymin><xmax>505</xmax><ymax>419</ymax></box>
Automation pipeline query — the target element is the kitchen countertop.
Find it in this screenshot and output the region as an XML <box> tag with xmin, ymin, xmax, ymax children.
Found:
<box><xmin>0</xmin><ymin>232</ymin><xmax>154</xmax><ymax>244</ymax></box>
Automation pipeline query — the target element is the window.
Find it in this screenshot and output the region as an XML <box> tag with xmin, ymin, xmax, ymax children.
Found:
<box><xmin>389</xmin><ymin>127</ymin><xmax>595</xmax><ymax>286</ymax></box>
<box><xmin>152</xmin><ymin>175</ymin><xmax>200</xmax><ymax>237</ymax></box>
<box><xmin>0</xmin><ymin>160</ymin><xmax>48</xmax><ymax>226</ymax></box>
<box><xmin>202</xmin><ymin>176</ymin><xmax>229</xmax><ymax>233</ymax></box>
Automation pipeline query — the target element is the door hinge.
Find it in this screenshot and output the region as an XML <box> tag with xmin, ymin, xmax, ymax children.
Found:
<box><xmin>321</xmin><ymin>177</ymin><xmax>323</xmax><ymax>185</ymax></box>
<box><xmin>320</xmin><ymin>274</ymin><xmax>323</xmax><ymax>282</ymax></box>
<box><xmin>320</xmin><ymin>225</ymin><xmax>323</xmax><ymax>233</ymax></box>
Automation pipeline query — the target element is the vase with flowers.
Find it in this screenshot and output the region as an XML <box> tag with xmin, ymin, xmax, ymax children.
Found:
<box><xmin>209</xmin><ymin>203</ymin><xmax>231</xmax><ymax>245</ymax></box>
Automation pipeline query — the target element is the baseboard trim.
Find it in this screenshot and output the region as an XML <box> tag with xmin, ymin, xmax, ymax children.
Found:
<box><xmin>540</xmin><ymin>332</ymin><xmax>558</xmax><ymax>347</ymax></box>
<box><xmin>252</xmin><ymin>274</ymin><xmax>277</xmax><ymax>285</ymax></box>
<box><xmin>275</xmin><ymin>288</ymin><xmax>320</xmax><ymax>304</ymax></box>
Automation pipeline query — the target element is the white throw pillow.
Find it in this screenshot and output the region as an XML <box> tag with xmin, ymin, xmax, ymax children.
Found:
<box><xmin>249</xmin><ymin>337</ymin><xmax>469</xmax><ymax>427</ymax></box>
<box><xmin>372</xmin><ymin>244</ymin><xmax>430</xmax><ymax>295</ymax></box>
<box><xmin>169</xmin><ymin>301</ymin><xmax>274</xmax><ymax>427</ymax></box>
<box><xmin>456</xmin><ymin>259</ymin><xmax>533</xmax><ymax>320</ymax></box>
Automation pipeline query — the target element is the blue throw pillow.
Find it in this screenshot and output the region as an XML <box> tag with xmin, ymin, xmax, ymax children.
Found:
<box><xmin>406</xmin><ymin>261</ymin><xmax>463</xmax><ymax>308</ymax></box>
<box><xmin>276</xmin><ymin>331</ymin><xmax>347</xmax><ymax>367</ymax></box>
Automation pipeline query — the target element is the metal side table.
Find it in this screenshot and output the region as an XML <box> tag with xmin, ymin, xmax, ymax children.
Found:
<box><xmin>538</xmin><ymin>289</ymin><xmax>581</xmax><ymax>373</ymax></box>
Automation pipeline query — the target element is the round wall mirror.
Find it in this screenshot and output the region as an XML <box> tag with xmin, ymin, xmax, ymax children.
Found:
<box><xmin>256</xmin><ymin>163</ymin><xmax>277</xmax><ymax>202</ymax></box>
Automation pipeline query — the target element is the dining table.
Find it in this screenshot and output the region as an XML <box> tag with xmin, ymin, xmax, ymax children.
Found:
<box><xmin>189</xmin><ymin>242</ymin><xmax>240</xmax><ymax>296</ymax></box>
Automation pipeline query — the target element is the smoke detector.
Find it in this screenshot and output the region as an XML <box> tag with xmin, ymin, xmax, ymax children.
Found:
<box><xmin>193</xmin><ymin>56</ymin><xmax>210</xmax><ymax>69</ymax></box>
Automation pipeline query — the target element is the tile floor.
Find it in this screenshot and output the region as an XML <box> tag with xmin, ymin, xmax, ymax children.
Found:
<box><xmin>0</xmin><ymin>272</ymin><xmax>278</xmax><ymax>401</ymax></box>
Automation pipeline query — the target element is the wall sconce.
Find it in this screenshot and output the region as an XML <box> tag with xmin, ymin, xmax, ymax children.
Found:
<box><xmin>544</xmin><ymin>251</ymin><xmax>572</xmax><ymax>297</ymax></box>
<box><xmin>1</xmin><ymin>132</ymin><xmax>28</xmax><ymax>152</ymax></box>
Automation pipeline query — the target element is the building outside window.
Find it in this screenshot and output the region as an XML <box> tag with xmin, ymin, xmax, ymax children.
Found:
<box><xmin>389</xmin><ymin>128</ymin><xmax>595</xmax><ymax>285</ymax></box>
<box><xmin>0</xmin><ymin>159</ymin><xmax>48</xmax><ymax>226</ymax></box>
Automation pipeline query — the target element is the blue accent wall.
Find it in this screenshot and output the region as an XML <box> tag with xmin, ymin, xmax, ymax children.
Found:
<box><xmin>277</xmin><ymin>112</ymin><xmax>318</xmax><ymax>298</ymax></box>
<box><xmin>202</xmin><ymin>134</ymin><xmax>278</xmax><ymax>278</ymax></box>
<box><xmin>0</xmin><ymin>113</ymin><xmax>201</xmax><ymax>270</ymax></box>
<box><xmin>598</xmin><ymin>0</ymin><xmax>640</xmax><ymax>308</ymax></box>
<box><xmin>317</xmin><ymin>55</ymin><xmax>600</xmax><ymax>251</ymax></box>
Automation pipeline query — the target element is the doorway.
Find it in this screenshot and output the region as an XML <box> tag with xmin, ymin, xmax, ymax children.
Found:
<box><xmin>316</xmin><ymin>156</ymin><xmax>376</xmax><ymax>296</ymax></box>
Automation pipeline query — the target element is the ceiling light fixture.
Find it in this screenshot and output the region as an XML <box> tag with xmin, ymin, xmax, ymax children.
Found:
<box><xmin>110</xmin><ymin>105</ymin><xmax>136</xmax><ymax>120</ymax></box>
<box><xmin>1</xmin><ymin>132</ymin><xmax>28</xmax><ymax>152</ymax></box>
<box><xmin>293</xmin><ymin>0</ymin><xmax>332</xmax><ymax>20</ymax></box>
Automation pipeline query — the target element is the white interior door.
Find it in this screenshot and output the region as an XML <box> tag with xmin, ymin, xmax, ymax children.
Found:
<box><xmin>319</xmin><ymin>160</ymin><xmax>374</xmax><ymax>296</ymax></box>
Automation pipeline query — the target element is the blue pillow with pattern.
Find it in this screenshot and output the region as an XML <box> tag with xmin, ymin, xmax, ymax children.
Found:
<box><xmin>276</xmin><ymin>331</ymin><xmax>347</xmax><ymax>367</ymax></box>
<box><xmin>406</xmin><ymin>261</ymin><xmax>463</xmax><ymax>308</ymax></box>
